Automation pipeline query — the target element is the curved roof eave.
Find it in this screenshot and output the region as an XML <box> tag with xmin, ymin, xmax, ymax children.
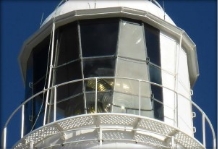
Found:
<box><xmin>41</xmin><ymin>0</ymin><xmax>175</xmax><ymax>27</ymax></box>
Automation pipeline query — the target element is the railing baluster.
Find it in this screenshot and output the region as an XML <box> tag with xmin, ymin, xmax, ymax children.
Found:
<box><xmin>21</xmin><ymin>105</ymin><xmax>25</xmax><ymax>138</ymax></box>
<box><xmin>202</xmin><ymin>114</ymin><xmax>206</xmax><ymax>147</ymax></box>
<box><xmin>95</xmin><ymin>78</ymin><xmax>97</xmax><ymax>113</ymax></box>
<box><xmin>138</xmin><ymin>80</ymin><xmax>141</xmax><ymax>116</ymax></box>
<box><xmin>30</xmin><ymin>140</ymin><xmax>34</xmax><ymax>149</ymax></box>
<box><xmin>213</xmin><ymin>138</ymin><xmax>216</xmax><ymax>149</ymax></box>
<box><xmin>54</xmin><ymin>86</ymin><xmax>57</xmax><ymax>122</ymax></box>
<box><xmin>3</xmin><ymin>127</ymin><xmax>7</xmax><ymax>149</ymax></box>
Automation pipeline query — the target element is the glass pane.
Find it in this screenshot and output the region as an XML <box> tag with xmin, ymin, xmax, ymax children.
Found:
<box><xmin>144</xmin><ymin>23</ymin><xmax>160</xmax><ymax>66</ymax></box>
<box><xmin>54</xmin><ymin>60</ymin><xmax>82</xmax><ymax>106</ymax></box>
<box><xmin>85</xmin><ymin>78</ymin><xmax>114</xmax><ymax>92</ymax></box>
<box><xmin>25</xmin><ymin>53</ymin><xmax>33</xmax><ymax>99</ymax></box>
<box><xmin>84</xmin><ymin>78</ymin><xmax>113</xmax><ymax>113</ymax></box>
<box><xmin>114</xmin><ymin>78</ymin><xmax>139</xmax><ymax>96</ymax></box>
<box><xmin>55</xmin><ymin>60</ymin><xmax>82</xmax><ymax>85</ymax></box>
<box><xmin>112</xmin><ymin>79</ymin><xmax>153</xmax><ymax>117</ymax></box>
<box><xmin>118</xmin><ymin>20</ymin><xmax>146</xmax><ymax>60</ymax></box>
<box><xmin>140</xmin><ymin>81</ymin><xmax>153</xmax><ymax>109</ymax></box>
<box><xmin>114</xmin><ymin>58</ymin><xmax>152</xmax><ymax>116</ymax></box>
<box><xmin>56</xmin><ymin>81</ymin><xmax>83</xmax><ymax>102</ymax></box>
<box><xmin>85</xmin><ymin>92</ymin><xmax>108</xmax><ymax>113</ymax></box>
<box><xmin>24</xmin><ymin>92</ymin><xmax>45</xmax><ymax>135</ymax></box>
<box><xmin>57</xmin><ymin>22</ymin><xmax>79</xmax><ymax>65</ymax></box>
<box><xmin>113</xmin><ymin>92</ymin><xmax>139</xmax><ymax>110</ymax></box>
<box><xmin>149</xmin><ymin>64</ymin><xmax>162</xmax><ymax>84</ymax></box>
<box><xmin>83</xmin><ymin>57</ymin><xmax>115</xmax><ymax>78</ymax></box>
<box><xmin>24</xmin><ymin>36</ymin><xmax>50</xmax><ymax>133</ymax></box>
<box><xmin>80</xmin><ymin>18</ymin><xmax>119</xmax><ymax>57</ymax></box>
<box><xmin>115</xmin><ymin>57</ymin><xmax>149</xmax><ymax>80</ymax></box>
<box><xmin>149</xmin><ymin>64</ymin><xmax>163</xmax><ymax>118</ymax></box>
<box><xmin>33</xmin><ymin>36</ymin><xmax>50</xmax><ymax>94</ymax></box>
<box><xmin>56</xmin><ymin>94</ymin><xmax>84</xmax><ymax>118</ymax></box>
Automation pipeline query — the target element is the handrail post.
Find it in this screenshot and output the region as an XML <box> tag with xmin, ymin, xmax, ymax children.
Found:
<box><xmin>176</xmin><ymin>93</ymin><xmax>178</xmax><ymax>127</ymax></box>
<box><xmin>99</xmin><ymin>127</ymin><xmax>102</xmax><ymax>146</ymax></box>
<box><xmin>138</xmin><ymin>80</ymin><xmax>141</xmax><ymax>116</ymax></box>
<box><xmin>21</xmin><ymin>105</ymin><xmax>25</xmax><ymax>138</ymax></box>
<box><xmin>171</xmin><ymin>136</ymin><xmax>175</xmax><ymax>148</ymax></box>
<box><xmin>202</xmin><ymin>114</ymin><xmax>206</xmax><ymax>147</ymax></box>
<box><xmin>95</xmin><ymin>78</ymin><xmax>97</xmax><ymax>113</ymax></box>
<box><xmin>3</xmin><ymin>127</ymin><xmax>7</xmax><ymax>149</ymax></box>
<box><xmin>54</xmin><ymin>86</ymin><xmax>57</xmax><ymax>122</ymax></box>
<box><xmin>30</xmin><ymin>140</ymin><xmax>34</xmax><ymax>149</ymax></box>
<box><xmin>213</xmin><ymin>138</ymin><xmax>216</xmax><ymax>149</ymax></box>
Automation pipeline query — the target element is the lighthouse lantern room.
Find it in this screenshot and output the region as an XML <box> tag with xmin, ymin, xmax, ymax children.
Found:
<box><xmin>2</xmin><ymin>1</ymin><xmax>216</xmax><ymax>149</ymax></box>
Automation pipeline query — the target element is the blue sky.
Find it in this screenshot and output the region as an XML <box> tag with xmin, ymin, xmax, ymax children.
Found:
<box><xmin>1</xmin><ymin>0</ymin><xmax>216</xmax><ymax>148</ymax></box>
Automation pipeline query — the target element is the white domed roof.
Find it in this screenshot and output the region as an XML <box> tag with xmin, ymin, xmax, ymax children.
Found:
<box><xmin>42</xmin><ymin>0</ymin><xmax>175</xmax><ymax>26</ymax></box>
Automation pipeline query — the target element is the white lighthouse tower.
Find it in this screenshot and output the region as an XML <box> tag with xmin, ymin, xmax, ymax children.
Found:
<box><xmin>2</xmin><ymin>0</ymin><xmax>216</xmax><ymax>148</ymax></box>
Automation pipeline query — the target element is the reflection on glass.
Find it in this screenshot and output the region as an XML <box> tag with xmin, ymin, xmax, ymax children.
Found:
<box><xmin>83</xmin><ymin>57</ymin><xmax>115</xmax><ymax>78</ymax></box>
<box><xmin>80</xmin><ymin>18</ymin><xmax>119</xmax><ymax>57</ymax></box>
<box><xmin>115</xmin><ymin>58</ymin><xmax>150</xmax><ymax>98</ymax></box>
<box><xmin>55</xmin><ymin>60</ymin><xmax>82</xmax><ymax>85</ymax></box>
<box><xmin>118</xmin><ymin>19</ymin><xmax>146</xmax><ymax>60</ymax></box>
<box><xmin>57</xmin><ymin>94</ymin><xmax>84</xmax><ymax>118</ymax></box>
<box><xmin>85</xmin><ymin>78</ymin><xmax>113</xmax><ymax>113</ymax></box>
<box><xmin>86</xmin><ymin>79</ymin><xmax>113</xmax><ymax>91</ymax></box>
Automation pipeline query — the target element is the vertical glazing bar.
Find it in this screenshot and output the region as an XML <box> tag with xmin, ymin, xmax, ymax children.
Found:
<box><xmin>95</xmin><ymin>78</ymin><xmax>97</xmax><ymax>113</ymax></box>
<box><xmin>77</xmin><ymin>22</ymin><xmax>87</xmax><ymax>114</ymax></box>
<box><xmin>138</xmin><ymin>80</ymin><xmax>141</xmax><ymax>116</ymax></box>
<box><xmin>54</xmin><ymin>86</ymin><xmax>57</xmax><ymax>122</ymax></box>
<box><xmin>3</xmin><ymin>127</ymin><xmax>7</xmax><ymax>149</ymax></box>
<box><xmin>21</xmin><ymin>105</ymin><xmax>25</xmax><ymax>138</ymax></box>
<box><xmin>202</xmin><ymin>114</ymin><xmax>206</xmax><ymax>147</ymax></box>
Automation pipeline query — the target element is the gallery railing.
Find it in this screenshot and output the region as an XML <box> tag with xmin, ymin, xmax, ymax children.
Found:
<box><xmin>2</xmin><ymin>77</ymin><xmax>216</xmax><ymax>149</ymax></box>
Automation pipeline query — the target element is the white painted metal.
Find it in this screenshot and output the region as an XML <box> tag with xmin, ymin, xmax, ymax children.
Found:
<box><xmin>160</xmin><ymin>31</ymin><xmax>193</xmax><ymax>137</ymax></box>
<box><xmin>54</xmin><ymin>86</ymin><xmax>57</xmax><ymax>122</ymax></box>
<box><xmin>3</xmin><ymin>127</ymin><xmax>6</xmax><ymax>149</ymax></box>
<box><xmin>138</xmin><ymin>80</ymin><xmax>141</xmax><ymax>116</ymax></box>
<box><xmin>43</xmin><ymin>22</ymin><xmax>56</xmax><ymax>125</ymax></box>
<box><xmin>95</xmin><ymin>77</ymin><xmax>97</xmax><ymax>113</ymax></box>
<box><xmin>21</xmin><ymin>105</ymin><xmax>24</xmax><ymax>138</ymax></box>
<box><xmin>12</xmin><ymin>113</ymin><xmax>205</xmax><ymax>149</ymax></box>
<box><xmin>177</xmin><ymin>48</ymin><xmax>193</xmax><ymax>136</ymax></box>
<box><xmin>202</xmin><ymin>114</ymin><xmax>206</xmax><ymax>147</ymax></box>
<box><xmin>160</xmin><ymin>33</ymin><xmax>176</xmax><ymax>127</ymax></box>
<box><xmin>42</xmin><ymin>0</ymin><xmax>175</xmax><ymax>27</ymax></box>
